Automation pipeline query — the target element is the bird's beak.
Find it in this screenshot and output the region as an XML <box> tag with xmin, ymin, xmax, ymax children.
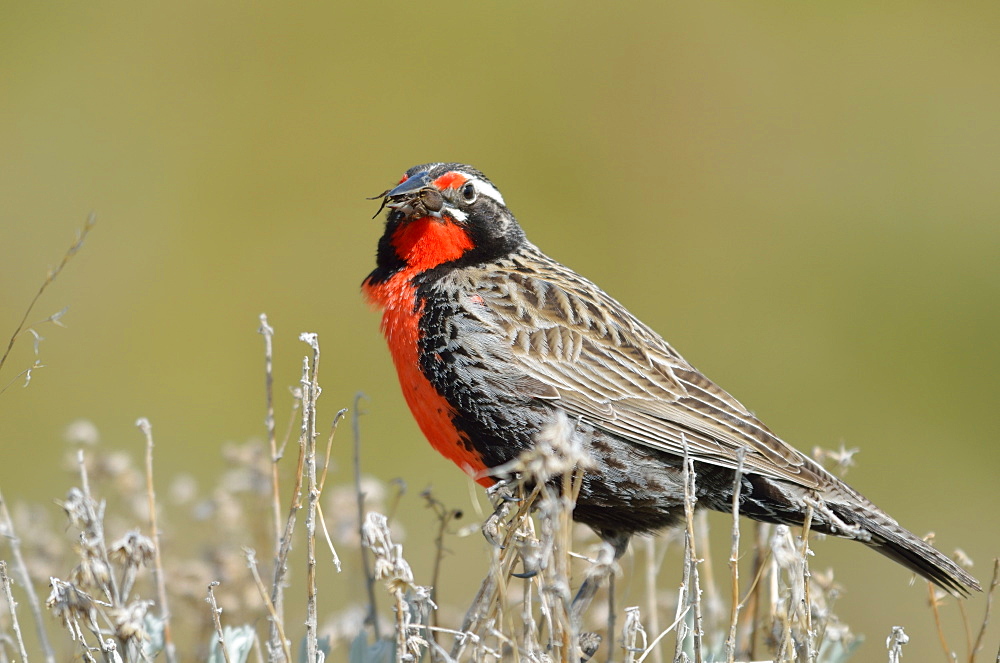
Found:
<box><xmin>385</xmin><ymin>172</ymin><xmax>433</xmax><ymax>199</ymax></box>
<box><xmin>370</xmin><ymin>171</ymin><xmax>445</xmax><ymax>220</ymax></box>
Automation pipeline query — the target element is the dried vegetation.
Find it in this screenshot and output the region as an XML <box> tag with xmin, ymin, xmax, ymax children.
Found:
<box><xmin>1</xmin><ymin>221</ymin><xmax>997</xmax><ymax>663</ymax></box>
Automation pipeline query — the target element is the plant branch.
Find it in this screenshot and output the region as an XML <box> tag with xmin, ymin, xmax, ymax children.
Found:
<box><xmin>0</xmin><ymin>214</ymin><xmax>95</xmax><ymax>378</ymax></box>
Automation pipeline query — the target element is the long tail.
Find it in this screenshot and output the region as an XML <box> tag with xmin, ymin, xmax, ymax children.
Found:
<box><xmin>828</xmin><ymin>501</ymin><xmax>981</xmax><ymax>597</ymax></box>
<box><xmin>730</xmin><ymin>473</ymin><xmax>981</xmax><ymax>596</ymax></box>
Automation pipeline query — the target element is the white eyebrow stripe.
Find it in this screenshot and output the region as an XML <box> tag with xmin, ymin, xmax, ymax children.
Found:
<box><xmin>472</xmin><ymin>179</ymin><xmax>505</xmax><ymax>206</ymax></box>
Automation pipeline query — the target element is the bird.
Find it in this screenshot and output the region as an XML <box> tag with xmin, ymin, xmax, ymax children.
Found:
<box><xmin>362</xmin><ymin>162</ymin><xmax>980</xmax><ymax>597</ymax></box>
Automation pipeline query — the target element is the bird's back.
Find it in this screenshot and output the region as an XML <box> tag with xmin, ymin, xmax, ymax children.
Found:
<box><xmin>416</xmin><ymin>244</ymin><xmax>980</xmax><ymax>595</ymax></box>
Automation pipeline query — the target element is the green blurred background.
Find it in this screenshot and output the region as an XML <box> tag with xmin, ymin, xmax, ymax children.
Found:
<box><xmin>1</xmin><ymin>1</ymin><xmax>998</xmax><ymax>658</ymax></box>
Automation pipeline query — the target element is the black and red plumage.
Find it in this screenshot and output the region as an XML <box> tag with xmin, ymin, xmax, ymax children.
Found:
<box><xmin>362</xmin><ymin>162</ymin><xmax>980</xmax><ymax>596</ymax></box>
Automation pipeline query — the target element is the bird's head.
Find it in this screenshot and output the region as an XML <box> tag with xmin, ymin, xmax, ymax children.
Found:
<box><xmin>369</xmin><ymin>163</ymin><xmax>525</xmax><ymax>278</ymax></box>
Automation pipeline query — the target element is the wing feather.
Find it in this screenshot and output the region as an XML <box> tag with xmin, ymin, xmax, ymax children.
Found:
<box><xmin>474</xmin><ymin>251</ymin><xmax>829</xmax><ymax>489</ymax></box>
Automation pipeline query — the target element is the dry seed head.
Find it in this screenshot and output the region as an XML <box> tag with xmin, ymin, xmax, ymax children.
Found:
<box><xmin>46</xmin><ymin>577</ymin><xmax>98</xmax><ymax>629</ymax></box>
<box><xmin>362</xmin><ymin>512</ymin><xmax>414</xmax><ymax>584</ymax></box>
<box><xmin>69</xmin><ymin>544</ymin><xmax>112</xmax><ymax>589</ymax></box>
<box><xmin>886</xmin><ymin>625</ymin><xmax>909</xmax><ymax>663</ymax></box>
<box><xmin>59</xmin><ymin>488</ymin><xmax>95</xmax><ymax>530</ymax></box>
<box><xmin>770</xmin><ymin>525</ymin><xmax>803</xmax><ymax>571</ymax></box>
<box><xmin>109</xmin><ymin>600</ymin><xmax>152</xmax><ymax>642</ymax></box>
<box><xmin>102</xmin><ymin>638</ymin><xmax>122</xmax><ymax>662</ymax></box>
<box><xmin>812</xmin><ymin>444</ymin><xmax>859</xmax><ymax>476</ymax></box>
<box><xmin>109</xmin><ymin>530</ymin><xmax>156</xmax><ymax>568</ymax></box>
<box><xmin>513</xmin><ymin>411</ymin><xmax>595</xmax><ymax>483</ymax></box>
<box><xmin>770</xmin><ymin>525</ymin><xmax>806</xmax><ymax>606</ymax></box>
<box><xmin>361</xmin><ymin>512</ymin><xmax>392</xmax><ymax>556</ymax></box>
<box><xmin>621</xmin><ymin>605</ymin><xmax>648</xmax><ymax>660</ymax></box>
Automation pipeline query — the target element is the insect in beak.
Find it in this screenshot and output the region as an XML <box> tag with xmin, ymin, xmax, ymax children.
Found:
<box><xmin>368</xmin><ymin>172</ymin><xmax>444</xmax><ymax>220</ymax></box>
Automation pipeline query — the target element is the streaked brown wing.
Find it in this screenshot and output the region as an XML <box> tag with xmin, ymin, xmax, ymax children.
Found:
<box><xmin>476</xmin><ymin>254</ymin><xmax>829</xmax><ymax>489</ymax></box>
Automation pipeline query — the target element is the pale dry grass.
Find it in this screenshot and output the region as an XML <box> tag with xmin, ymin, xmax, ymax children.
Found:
<box><xmin>0</xmin><ymin>225</ymin><xmax>996</xmax><ymax>662</ymax></box>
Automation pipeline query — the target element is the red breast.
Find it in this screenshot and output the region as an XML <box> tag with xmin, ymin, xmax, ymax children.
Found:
<box><xmin>362</xmin><ymin>215</ymin><xmax>491</xmax><ymax>484</ymax></box>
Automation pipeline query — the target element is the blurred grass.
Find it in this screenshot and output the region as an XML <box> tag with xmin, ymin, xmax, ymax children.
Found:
<box><xmin>1</xmin><ymin>2</ymin><xmax>998</xmax><ymax>659</ymax></box>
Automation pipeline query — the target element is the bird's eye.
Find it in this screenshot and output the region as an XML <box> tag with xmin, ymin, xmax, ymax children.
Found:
<box><xmin>461</xmin><ymin>182</ymin><xmax>477</xmax><ymax>204</ymax></box>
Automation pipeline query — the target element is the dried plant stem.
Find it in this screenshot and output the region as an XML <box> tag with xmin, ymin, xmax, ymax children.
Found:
<box><xmin>725</xmin><ymin>448</ymin><xmax>746</xmax><ymax>662</ymax></box>
<box><xmin>927</xmin><ymin>581</ymin><xmax>953</xmax><ymax>662</ymax></box>
<box><xmin>742</xmin><ymin>523</ymin><xmax>769</xmax><ymax>659</ymax></box>
<box><xmin>776</xmin><ymin>608</ymin><xmax>793</xmax><ymax>661</ymax></box>
<box><xmin>970</xmin><ymin>558</ymin><xmax>999</xmax><ymax>663</ymax></box>
<box><xmin>800</xmin><ymin>505</ymin><xmax>815</xmax><ymax>662</ymax></box>
<box><xmin>644</xmin><ymin>537</ymin><xmax>663</xmax><ymax>663</ymax></box>
<box><xmin>258</xmin><ymin>315</ymin><xmax>286</xmax><ymax>663</ymax></box>
<box><xmin>422</xmin><ymin>491</ymin><xmax>460</xmax><ymax>644</ymax></box>
<box><xmin>672</xmin><ymin>526</ymin><xmax>692</xmax><ymax>657</ymax></box>
<box><xmin>206</xmin><ymin>582</ymin><xmax>234</xmax><ymax>663</ymax></box>
<box><xmin>425</xmin><ymin>624</ymin><xmax>481</xmax><ymax>640</ymax></box>
<box><xmin>299</xmin><ymin>334</ymin><xmax>322</xmax><ymax>663</ymax></box>
<box><xmin>265</xmin><ymin>391</ymin><xmax>304</xmax><ymax>663</ymax></box>
<box><xmin>353</xmin><ymin>393</ymin><xmax>381</xmax><ymax>640</ymax></box>
<box><xmin>430</xmin><ymin>511</ymin><xmax>449</xmax><ymax>638</ymax></box>
<box><xmin>75</xmin><ymin>449</ymin><xmax>120</xmax><ymax>605</ymax></box>
<box><xmin>453</xmin><ymin>575</ymin><xmax>494</xmax><ymax>656</ymax></box>
<box><xmin>684</xmin><ymin>466</ymin><xmax>703</xmax><ymax>663</ymax></box>
<box><xmin>623</xmin><ymin>606</ymin><xmax>645</xmax><ymax>663</ymax></box>
<box><xmin>136</xmin><ymin>418</ymin><xmax>176</xmax><ymax>663</ymax></box>
<box><xmin>258</xmin><ymin>315</ymin><xmax>282</xmax><ymax>553</ymax></box>
<box><xmin>313</xmin><ymin>503</ymin><xmax>343</xmax><ymax>573</ymax></box>
<box><xmin>0</xmin><ymin>214</ymin><xmax>95</xmax><ymax>379</ymax></box>
<box><xmin>452</xmin><ymin>568</ymin><xmax>499</xmax><ymax>659</ymax></box>
<box><xmin>638</xmin><ymin>597</ymin><xmax>699</xmax><ymax>663</ymax></box>
<box><xmin>276</xmin><ymin>397</ymin><xmax>301</xmax><ymax>470</ymax></box>
<box><xmin>315</xmin><ymin>410</ymin><xmax>347</xmax><ymax>573</ymax></box>
<box><xmin>675</xmin><ymin>435</ymin><xmax>703</xmax><ymax>663</ymax></box>
<box><xmin>569</xmin><ymin>469</ymin><xmax>588</xmax><ymax>654</ymax></box>
<box><xmin>453</xmin><ymin>487</ymin><xmax>539</xmax><ymax>659</ymax></box>
<box><xmin>0</xmin><ymin>561</ymin><xmax>29</xmax><ymax>662</ymax></box>
<box><xmin>957</xmin><ymin>598</ymin><xmax>973</xmax><ymax>659</ymax></box>
<box><xmin>362</xmin><ymin>513</ymin><xmax>430</xmax><ymax>662</ymax></box>
<box><xmin>489</xmin><ymin>518</ymin><xmax>518</xmax><ymax>647</ymax></box>
<box><xmin>520</xmin><ymin>570</ymin><xmax>540</xmax><ymax>657</ymax></box>
<box><xmin>494</xmin><ymin>561</ymin><xmax>518</xmax><ymax>655</ymax></box>
<box><xmin>268</xmin><ymin>381</ymin><xmax>308</xmax><ymax>663</ymax></box>
<box><xmin>0</xmin><ymin>491</ymin><xmax>55</xmax><ymax>663</ymax></box>
<box><xmin>695</xmin><ymin>510</ymin><xmax>719</xmax><ymax>623</ymax></box>
<box><xmin>317</xmin><ymin>409</ymin><xmax>348</xmax><ymax>494</ymax></box>
<box><xmin>555</xmin><ymin>469</ymin><xmax>586</xmax><ymax>660</ymax></box>
<box><xmin>606</xmin><ymin>571</ymin><xmax>617</xmax><ymax>663</ymax></box>
<box><xmin>244</xmin><ymin>548</ymin><xmax>292</xmax><ymax>663</ymax></box>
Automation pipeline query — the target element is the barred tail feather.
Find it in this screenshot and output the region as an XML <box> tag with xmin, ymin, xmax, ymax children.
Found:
<box><xmin>830</xmin><ymin>503</ymin><xmax>982</xmax><ymax>596</ymax></box>
<box><xmin>727</xmin><ymin>474</ymin><xmax>981</xmax><ymax>596</ymax></box>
